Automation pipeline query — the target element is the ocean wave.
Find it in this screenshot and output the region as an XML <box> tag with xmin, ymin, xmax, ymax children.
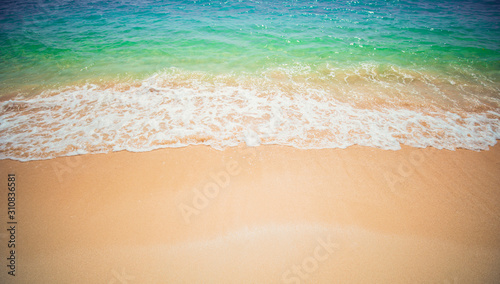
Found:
<box><xmin>1</xmin><ymin>68</ymin><xmax>499</xmax><ymax>161</ymax></box>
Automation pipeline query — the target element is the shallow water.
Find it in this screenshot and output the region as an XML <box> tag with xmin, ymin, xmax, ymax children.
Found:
<box><xmin>1</xmin><ymin>0</ymin><xmax>499</xmax><ymax>160</ymax></box>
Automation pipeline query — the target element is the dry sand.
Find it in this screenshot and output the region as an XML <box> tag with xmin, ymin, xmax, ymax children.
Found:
<box><xmin>1</xmin><ymin>144</ymin><xmax>499</xmax><ymax>283</ymax></box>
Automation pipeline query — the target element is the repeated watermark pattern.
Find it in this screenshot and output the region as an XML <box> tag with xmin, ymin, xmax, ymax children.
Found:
<box><xmin>108</xmin><ymin>268</ymin><xmax>134</xmax><ymax>284</ymax></box>
<box><xmin>51</xmin><ymin>155</ymin><xmax>83</xmax><ymax>184</ymax></box>
<box><xmin>281</xmin><ymin>234</ymin><xmax>339</xmax><ymax>284</ymax></box>
<box><xmin>443</xmin><ymin>277</ymin><xmax>459</xmax><ymax>284</ymax></box>
<box><xmin>384</xmin><ymin>148</ymin><xmax>432</xmax><ymax>192</ymax></box>
<box><xmin>178</xmin><ymin>146</ymin><xmax>257</xmax><ymax>224</ymax></box>
<box><xmin>178</xmin><ymin>159</ymin><xmax>241</xmax><ymax>224</ymax></box>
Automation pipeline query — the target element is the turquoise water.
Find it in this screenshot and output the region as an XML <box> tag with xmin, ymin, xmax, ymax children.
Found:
<box><xmin>1</xmin><ymin>0</ymin><xmax>499</xmax><ymax>91</ymax></box>
<box><xmin>0</xmin><ymin>0</ymin><xmax>499</xmax><ymax>160</ymax></box>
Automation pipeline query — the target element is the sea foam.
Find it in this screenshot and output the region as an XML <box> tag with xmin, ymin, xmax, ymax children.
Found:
<box><xmin>0</xmin><ymin>70</ymin><xmax>499</xmax><ymax>161</ymax></box>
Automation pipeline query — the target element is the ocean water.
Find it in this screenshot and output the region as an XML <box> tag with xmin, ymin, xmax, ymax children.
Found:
<box><xmin>0</xmin><ymin>0</ymin><xmax>499</xmax><ymax>161</ymax></box>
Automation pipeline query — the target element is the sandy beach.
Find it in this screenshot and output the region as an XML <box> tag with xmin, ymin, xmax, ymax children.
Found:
<box><xmin>1</xmin><ymin>143</ymin><xmax>499</xmax><ymax>283</ymax></box>
<box><xmin>1</xmin><ymin>0</ymin><xmax>499</xmax><ymax>283</ymax></box>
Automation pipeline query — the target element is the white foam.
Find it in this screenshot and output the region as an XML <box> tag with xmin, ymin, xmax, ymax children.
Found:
<box><xmin>242</xmin><ymin>129</ymin><xmax>261</xmax><ymax>147</ymax></box>
<box><xmin>0</xmin><ymin>69</ymin><xmax>499</xmax><ymax>161</ymax></box>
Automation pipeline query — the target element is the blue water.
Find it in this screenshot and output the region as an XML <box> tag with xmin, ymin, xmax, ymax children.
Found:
<box><xmin>0</xmin><ymin>0</ymin><xmax>499</xmax><ymax>160</ymax></box>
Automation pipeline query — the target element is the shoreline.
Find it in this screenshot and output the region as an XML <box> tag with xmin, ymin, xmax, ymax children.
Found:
<box><xmin>1</xmin><ymin>140</ymin><xmax>499</xmax><ymax>163</ymax></box>
<box><xmin>2</xmin><ymin>71</ymin><xmax>499</xmax><ymax>162</ymax></box>
<box><xmin>1</xmin><ymin>143</ymin><xmax>500</xmax><ymax>283</ymax></box>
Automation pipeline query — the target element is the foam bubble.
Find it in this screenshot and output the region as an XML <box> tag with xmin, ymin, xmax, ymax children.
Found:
<box><xmin>243</xmin><ymin>129</ymin><xmax>261</xmax><ymax>147</ymax></box>
<box><xmin>0</xmin><ymin>68</ymin><xmax>499</xmax><ymax>161</ymax></box>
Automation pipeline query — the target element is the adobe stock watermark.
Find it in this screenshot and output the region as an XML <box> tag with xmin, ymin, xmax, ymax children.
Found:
<box><xmin>51</xmin><ymin>155</ymin><xmax>83</xmax><ymax>184</ymax></box>
<box><xmin>411</xmin><ymin>276</ymin><xmax>459</xmax><ymax>284</ymax></box>
<box><xmin>178</xmin><ymin>147</ymin><xmax>257</xmax><ymax>224</ymax></box>
<box><xmin>19</xmin><ymin>0</ymin><xmax>72</xmax><ymax>39</ymax></box>
<box><xmin>281</xmin><ymin>234</ymin><xmax>339</xmax><ymax>284</ymax></box>
<box><xmin>242</xmin><ymin>108</ymin><xmax>288</xmax><ymax>147</ymax></box>
<box><xmin>443</xmin><ymin>277</ymin><xmax>459</xmax><ymax>284</ymax></box>
<box><xmin>108</xmin><ymin>267</ymin><xmax>134</xmax><ymax>284</ymax></box>
<box><xmin>383</xmin><ymin>148</ymin><xmax>432</xmax><ymax>192</ymax></box>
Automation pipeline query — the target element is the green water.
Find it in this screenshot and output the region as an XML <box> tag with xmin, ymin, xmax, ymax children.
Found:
<box><xmin>1</xmin><ymin>0</ymin><xmax>499</xmax><ymax>95</ymax></box>
<box><xmin>1</xmin><ymin>1</ymin><xmax>500</xmax><ymax>160</ymax></box>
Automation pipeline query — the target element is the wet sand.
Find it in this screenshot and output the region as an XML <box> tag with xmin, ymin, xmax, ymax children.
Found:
<box><xmin>1</xmin><ymin>144</ymin><xmax>499</xmax><ymax>283</ymax></box>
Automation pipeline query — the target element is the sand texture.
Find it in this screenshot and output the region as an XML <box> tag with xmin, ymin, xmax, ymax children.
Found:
<box><xmin>1</xmin><ymin>144</ymin><xmax>499</xmax><ymax>283</ymax></box>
